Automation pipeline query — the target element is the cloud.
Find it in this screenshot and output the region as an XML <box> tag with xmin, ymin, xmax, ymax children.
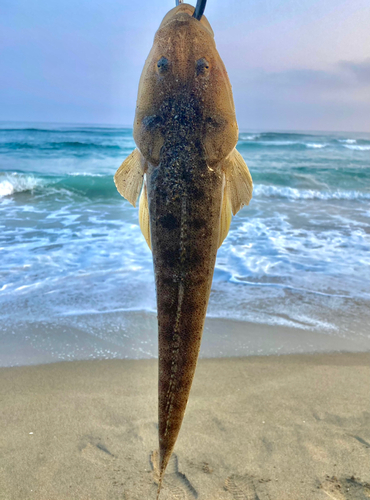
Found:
<box><xmin>253</xmin><ymin>67</ymin><xmax>348</xmax><ymax>91</ymax></box>
<box><xmin>231</xmin><ymin>58</ymin><xmax>370</xmax><ymax>131</ymax></box>
<box><xmin>233</xmin><ymin>58</ymin><xmax>370</xmax><ymax>93</ymax></box>
<box><xmin>339</xmin><ymin>58</ymin><xmax>370</xmax><ymax>85</ymax></box>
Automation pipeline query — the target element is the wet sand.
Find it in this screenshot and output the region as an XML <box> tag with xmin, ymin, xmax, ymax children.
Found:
<box><xmin>2</xmin><ymin>314</ymin><xmax>370</xmax><ymax>367</ymax></box>
<box><xmin>1</xmin><ymin>353</ymin><xmax>370</xmax><ymax>499</ymax></box>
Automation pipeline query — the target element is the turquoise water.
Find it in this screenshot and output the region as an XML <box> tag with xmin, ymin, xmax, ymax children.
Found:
<box><xmin>1</xmin><ymin>123</ymin><xmax>370</xmax><ymax>365</ymax></box>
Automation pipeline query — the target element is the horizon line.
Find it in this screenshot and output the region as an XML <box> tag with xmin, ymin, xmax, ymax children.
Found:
<box><xmin>0</xmin><ymin>120</ymin><xmax>369</xmax><ymax>135</ymax></box>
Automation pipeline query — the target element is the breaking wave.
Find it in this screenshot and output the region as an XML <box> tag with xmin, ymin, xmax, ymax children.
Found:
<box><xmin>343</xmin><ymin>145</ymin><xmax>370</xmax><ymax>151</ymax></box>
<box><xmin>306</xmin><ymin>143</ymin><xmax>327</xmax><ymax>148</ymax></box>
<box><xmin>0</xmin><ymin>173</ymin><xmax>44</xmax><ymax>198</ymax></box>
<box><xmin>254</xmin><ymin>184</ymin><xmax>370</xmax><ymax>200</ymax></box>
<box><xmin>2</xmin><ymin>170</ymin><xmax>369</xmax><ymax>204</ymax></box>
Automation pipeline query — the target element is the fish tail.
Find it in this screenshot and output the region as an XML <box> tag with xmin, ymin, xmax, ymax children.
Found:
<box><xmin>156</xmin><ymin>478</ymin><xmax>162</xmax><ymax>500</ymax></box>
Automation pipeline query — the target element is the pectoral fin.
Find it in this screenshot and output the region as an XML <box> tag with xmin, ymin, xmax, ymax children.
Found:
<box><xmin>223</xmin><ymin>148</ymin><xmax>253</xmax><ymax>215</ymax></box>
<box><xmin>114</xmin><ymin>148</ymin><xmax>146</xmax><ymax>207</ymax></box>
<box><xmin>139</xmin><ymin>178</ymin><xmax>151</xmax><ymax>250</ymax></box>
<box><xmin>218</xmin><ymin>176</ymin><xmax>232</xmax><ymax>248</ymax></box>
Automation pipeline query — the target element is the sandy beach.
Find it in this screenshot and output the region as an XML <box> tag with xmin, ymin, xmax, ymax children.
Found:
<box><xmin>1</xmin><ymin>352</ymin><xmax>369</xmax><ymax>500</ymax></box>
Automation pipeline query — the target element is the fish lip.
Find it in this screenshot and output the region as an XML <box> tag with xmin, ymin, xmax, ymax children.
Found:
<box><xmin>158</xmin><ymin>4</ymin><xmax>214</xmax><ymax>37</ymax></box>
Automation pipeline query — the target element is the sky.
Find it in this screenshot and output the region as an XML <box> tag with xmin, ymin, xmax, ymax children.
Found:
<box><xmin>1</xmin><ymin>0</ymin><xmax>370</xmax><ymax>131</ymax></box>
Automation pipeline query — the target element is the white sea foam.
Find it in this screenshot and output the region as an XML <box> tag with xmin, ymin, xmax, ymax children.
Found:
<box><xmin>0</xmin><ymin>180</ymin><xmax>14</xmax><ymax>197</ymax></box>
<box><xmin>306</xmin><ymin>143</ymin><xmax>327</xmax><ymax>148</ymax></box>
<box><xmin>253</xmin><ymin>184</ymin><xmax>370</xmax><ymax>200</ymax></box>
<box><xmin>343</xmin><ymin>145</ymin><xmax>370</xmax><ymax>151</ymax></box>
<box><xmin>338</xmin><ymin>139</ymin><xmax>356</xmax><ymax>144</ymax></box>
<box><xmin>217</xmin><ymin>216</ymin><xmax>370</xmax><ymax>301</ymax></box>
<box><xmin>262</xmin><ymin>140</ymin><xmax>297</xmax><ymax>146</ymax></box>
<box><xmin>241</xmin><ymin>134</ymin><xmax>259</xmax><ymax>140</ymax></box>
<box><xmin>0</xmin><ymin>173</ymin><xmax>42</xmax><ymax>198</ymax></box>
<box><xmin>67</xmin><ymin>172</ymin><xmax>104</xmax><ymax>177</ymax></box>
<box><xmin>242</xmin><ymin>140</ymin><xmax>330</xmax><ymax>148</ymax></box>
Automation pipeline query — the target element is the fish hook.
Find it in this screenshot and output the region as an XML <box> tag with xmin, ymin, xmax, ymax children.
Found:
<box><xmin>175</xmin><ymin>0</ymin><xmax>207</xmax><ymax>21</ymax></box>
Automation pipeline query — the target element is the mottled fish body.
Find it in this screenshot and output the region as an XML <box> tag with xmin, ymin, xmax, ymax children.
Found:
<box><xmin>114</xmin><ymin>3</ymin><xmax>253</xmax><ymax>490</ymax></box>
<box><xmin>149</xmin><ymin>140</ymin><xmax>223</xmax><ymax>474</ymax></box>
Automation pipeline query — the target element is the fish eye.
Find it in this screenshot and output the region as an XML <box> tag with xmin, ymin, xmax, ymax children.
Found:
<box><xmin>157</xmin><ymin>57</ymin><xmax>169</xmax><ymax>74</ymax></box>
<box><xmin>196</xmin><ymin>58</ymin><xmax>210</xmax><ymax>76</ymax></box>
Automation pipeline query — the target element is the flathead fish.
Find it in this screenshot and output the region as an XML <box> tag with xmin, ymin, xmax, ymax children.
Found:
<box><xmin>114</xmin><ymin>2</ymin><xmax>253</xmax><ymax>493</ymax></box>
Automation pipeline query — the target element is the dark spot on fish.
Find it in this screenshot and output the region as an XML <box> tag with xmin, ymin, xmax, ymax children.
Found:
<box><xmin>182</xmin><ymin>168</ymin><xmax>194</xmax><ymax>184</ymax></box>
<box><xmin>188</xmin><ymin>248</ymin><xmax>202</xmax><ymax>267</ymax></box>
<box><xmin>192</xmin><ymin>218</ymin><xmax>206</xmax><ymax>230</ymax></box>
<box><xmin>159</xmin><ymin>213</ymin><xmax>179</xmax><ymax>230</ymax></box>
<box><xmin>162</xmin><ymin>249</ymin><xmax>179</xmax><ymax>269</ymax></box>
<box><xmin>188</xmin><ymin>185</ymin><xmax>204</xmax><ymax>201</ymax></box>
<box><xmin>160</xmin><ymin>293</ymin><xmax>180</xmax><ymax>317</ymax></box>
<box><xmin>142</xmin><ymin>115</ymin><xmax>162</xmax><ymax>131</ymax></box>
<box><xmin>196</xmin><ymin>58</ymin><xmax>210</xmax><ymax>76</ymax></box>
<box><xmin>157</xmin><ymin>56</ymin><xmax>170</xmax><ymax>74</ymax></box>
<box><xmin>205</xmin><ymin>116</ymin><xmax>227</xmax><ymax>130</ymax></box>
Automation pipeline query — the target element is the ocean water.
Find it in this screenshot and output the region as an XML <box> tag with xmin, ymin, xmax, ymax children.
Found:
<box><xmin>1</xmin><ymin>123</ymin><xmax>370</xmax><ymax>365</ymax></box>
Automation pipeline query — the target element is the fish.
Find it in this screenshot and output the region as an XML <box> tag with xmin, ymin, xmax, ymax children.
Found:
<box><xmin>114</xmin><ymin>2</ymin><xmax>253</xmax><ymax>494</ymax></box>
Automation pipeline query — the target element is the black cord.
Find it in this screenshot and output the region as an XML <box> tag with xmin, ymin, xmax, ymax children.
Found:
<box><xmin>193</xmin><ymin>0</ymin><xmax>207</xmax><ymax>20</ymax></box>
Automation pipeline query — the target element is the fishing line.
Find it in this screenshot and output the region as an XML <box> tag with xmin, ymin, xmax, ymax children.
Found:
<box><xmin>175</xmin><ymin>0</ymin><xmax>207</xmax><ymax>21</ymax></box>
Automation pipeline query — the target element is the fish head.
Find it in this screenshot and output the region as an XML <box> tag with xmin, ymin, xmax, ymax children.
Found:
<box><xmin>133</xmin><ymin>3</ymin><xmax>238</xmax><ymax>167</ymax></box>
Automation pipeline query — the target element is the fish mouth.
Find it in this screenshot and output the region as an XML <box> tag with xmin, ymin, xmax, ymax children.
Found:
<box><xmin>159</xmin><ymin>2</ymin><xmax>213</xmax><ymax>36</ymax></box>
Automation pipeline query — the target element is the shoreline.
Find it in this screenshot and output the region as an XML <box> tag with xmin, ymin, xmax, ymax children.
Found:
<box><xmin>2</xmin><ymin>313</ymin><xmax>370</xmax><ymax>368</ymax></box>
<box><xmin>1</xmin><ymin>352</ymin><xmax>370</xmax><ymax>499</ymax></box>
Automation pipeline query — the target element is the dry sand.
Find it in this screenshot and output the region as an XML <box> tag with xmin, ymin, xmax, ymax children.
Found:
<box><xmin>1</xmin><ymin>353</ymin><xmax>370</xmax><ymax>500</ymax></box>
